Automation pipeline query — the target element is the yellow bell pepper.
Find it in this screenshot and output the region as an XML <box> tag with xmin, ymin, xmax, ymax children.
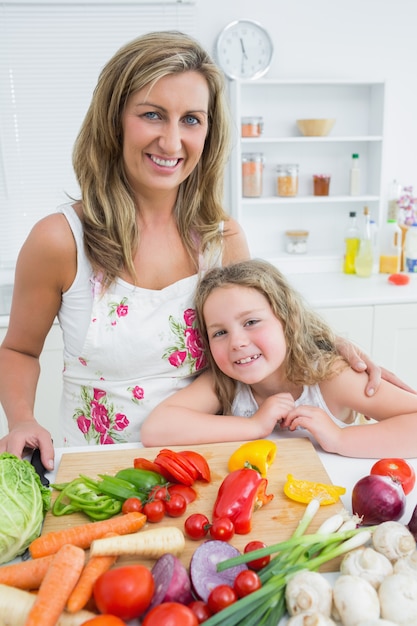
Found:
<box><xmin>283</xmin><ymin>474</ymin><xmax>346</xmax><ymax>506</ymax></box>
<box><xmin>228</xmin><ymin>439</ymin><xmax>277</xmax><ymax>478</ymax></box>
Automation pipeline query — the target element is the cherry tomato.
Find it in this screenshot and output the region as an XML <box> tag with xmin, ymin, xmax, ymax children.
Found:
<box><xmin>142</xmin><ymin>602</ymin><xmax>198</xmax><ymax>626</ymax></box>
<box><xmin>168</xmin><ymin>484</ymin><xmax>197</xmax><ymax>503</ymax></box>
<box><xmin>150</xmin><ymin>485</ymin><xmax>170</xmax><ymax>501</ymax></box>
<box><xmin>207</xmin><ymin>585</ymin><xmax>237</xmax><ymax>614</ymax></box>
<box><xmin>121</xmin><ymin>496</ymin><xmax>143</xmax><ymax>515</ymax></box>
<box><xmin>388</xmin><ymin>273</ymin><xmax>410</xmax><ymax>286</ymax></box>
<box><xmin>209</xmin><ymin>516</ymin><xmax>235</xmax><ymax>541</ymax></box>
<box><xmin>143</xmin><ymin>499</ymin><xmax>166</xmax><ymax>522</ymax></box>
<box><xmin>82</xmin><ymin>617</ymin><xmax>128</xmax><ymax>626</ymax></box>
<box><xmin>370</xmin><ymin>458</ymin><xmax>416</xmax><ymax>495</ymax></box>
<box><xmin>164</xmin><ymin>492</ymin><xmax>187</xmax><ymax>517</ymax></box>
<box><xmin>93</xmin><ymin>565</ymin><xmax>154</xmax><ymax>621</ymax></box>
<box><xmin>233</xmin><ymin>569</ymin><xmax>262</xmax><ymax>598</ymax></box>
<box><xmin>188</xmin><ymin>600</ymin><xmax>212</xmax><ymax>623</ymax></box>
<box><xmin>184</xmin><ymin>513</ymin><xmax>210</xmax><ymax>540</ymax></box>
<box><xmin>243</xmin><ymin>540</ymin><xmax>271</xmax><ymax>570</ymax></box>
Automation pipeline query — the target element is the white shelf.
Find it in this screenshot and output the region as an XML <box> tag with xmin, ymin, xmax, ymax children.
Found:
<box><xmin>228</xmin><ymin>79</ymin><xmax>386</xmax><ymax>265</ymax></box>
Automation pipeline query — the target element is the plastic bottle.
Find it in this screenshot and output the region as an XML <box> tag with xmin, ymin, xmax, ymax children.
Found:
<box><xmin>405</xmin><ymin>222</ymin><xmax>417</xmax><ymax>273</ymax></box>
<box><xmin>350</xmin><ymin>153</ymin><xmax>360</xmax><ymax>196</ymax></box>
<box><xmin>370</xmin><ymin>219</ymin><xmax>379</xmax><ymax>274</ymax></box>
<box><xmin>379</xmin><ymin>219</ymin><xmax>401</xmax><ymax>274</ymax></box>
<box><xmin>355</xmin><ymin>206</ymin><xmax>373</xmax><ymax>277</ymax></box>
<box><xmin>343</xmin><ymin>211</ymin><xmax>360</xmax><ymax>274</ymax></box>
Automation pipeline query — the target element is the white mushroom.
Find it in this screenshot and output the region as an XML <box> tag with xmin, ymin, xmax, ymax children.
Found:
<box><xmin>372</xmin><ymin>522</ymin><xmax>416</xmax><ymax>562</ymax></box>
<box><xmin>287</xmin><ymin>611</ymin><xmax>337</xmax><ymax>626</ymax></box>
<box><xmin>332</xmin><ymin>574</ymin><xmax>380</xmax><ymax>626</ymax></box>
<box><xmin>393</xmin><ymin>549</ymin><xmax>417</xmax><ymax>577</ymax></box>
<box><xmin>285</xmin><ymin>570</ymin><xmax>333</xmax><ymax>617</ymax></box>
<box><xmin>340</xmin><ymin>546</ymin><xmax>393</xmax><ymax>588</ymax></box>
<box><xmin>378</xmin><ymin>572</ymin><xmax>417</xmax><ymax>625</ymax></box>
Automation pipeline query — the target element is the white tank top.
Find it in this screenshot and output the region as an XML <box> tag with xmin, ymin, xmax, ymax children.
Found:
<box><xmin>57</xmin><ymin>203</ymin><xmax>223</xmax><ymax>447</ymax></box>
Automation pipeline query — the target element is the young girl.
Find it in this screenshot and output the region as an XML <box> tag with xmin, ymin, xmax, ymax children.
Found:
<box><xmin>142</xmin><ymin>259</ymin><xmax>417</xmax><ymax>458</ymax></box>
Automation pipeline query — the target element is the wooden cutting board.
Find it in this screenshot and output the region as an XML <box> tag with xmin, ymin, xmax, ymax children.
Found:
<box><xmin>42</xmin><ymin>439</ymin><xmax>345</xmax><ymax>572</ymax></box>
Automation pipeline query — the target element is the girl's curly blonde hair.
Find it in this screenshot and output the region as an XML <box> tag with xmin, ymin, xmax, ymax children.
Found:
<box><xmin>72</xmin><ymin>31</ymin><xmax>231</xmax><ymax>287</ymax></box>
<box><xmin>194</xmin><ymin>259</ymin><xmax>346</xmax><ymax>414</ymax></box>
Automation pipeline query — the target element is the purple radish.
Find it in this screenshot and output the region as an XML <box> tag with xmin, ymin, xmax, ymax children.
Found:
<box><xmin>190</xmin><ymin>540</ymin><xmax>248</xmax><ymax>602</ymax></box>
<box><xmin>149</xmin><ymin>553</ymin><xmax>193</xmax><ymax>610</ymax></box>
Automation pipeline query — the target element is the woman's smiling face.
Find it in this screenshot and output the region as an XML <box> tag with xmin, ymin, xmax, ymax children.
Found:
<box><xmin>203</xmin><ymin>284</ymin><xmax>288</xmax><ymax>386</ymax></box>
<box><xmin>121</xmin><ymin>71</ymin><xmax>209</xmax><ymax>199</ymax></box>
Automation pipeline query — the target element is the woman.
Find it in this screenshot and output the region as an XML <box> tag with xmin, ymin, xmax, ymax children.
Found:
<box><xmin>0</xmin><ymin>32</ymin><xmax>398</xmax><ymax>470</ymax></box>
<box><xmin>143</xmin><ymin>260</ymin><xmax>417</xmax><ymax>458</ymax></box>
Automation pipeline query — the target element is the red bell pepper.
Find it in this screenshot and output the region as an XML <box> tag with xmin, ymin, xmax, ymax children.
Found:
<box><xmin>212</xmin><ymin>468</ymin><xmax>274</xmax><ymax>534</ymax></box>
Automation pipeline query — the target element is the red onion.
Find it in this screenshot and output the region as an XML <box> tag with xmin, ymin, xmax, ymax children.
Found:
<box><xmin>351</xmin><ymin>474</ymin><xmax>406</xmax><ymax>525</ymax></box>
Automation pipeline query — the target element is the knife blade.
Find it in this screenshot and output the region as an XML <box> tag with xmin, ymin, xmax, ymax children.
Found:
<box><xmin>30</xmin><ymin>448</ymin><xmax>50</xmax><ymax>487</ymax></box>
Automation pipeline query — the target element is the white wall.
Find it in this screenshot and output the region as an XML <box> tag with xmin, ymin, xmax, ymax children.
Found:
<box><xmin>194</xmin><ymin>0</ymin><xmax>417</xmax><ymax>196</ymax></box>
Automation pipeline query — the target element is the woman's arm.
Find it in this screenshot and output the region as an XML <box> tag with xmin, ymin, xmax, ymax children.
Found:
<box><xmin>0</xmin><ymin>213</ymin><xmax>76</xmax><ymax>468</ymax></box>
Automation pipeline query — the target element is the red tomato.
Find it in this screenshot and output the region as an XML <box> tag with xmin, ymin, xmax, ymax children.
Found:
<box><xmin>121</xmin><ymin>497</ymin><xmax>143</xmax><ymax>515</ymax></box>
<box><xmin>143</xmin><ymin>499</ymin><xmax>166</xmax><ymax>522</ymax></box>
<box><xmin>388</xmin><ymin>273</ymin><xmax>410</xmax><ymax>286</ymax></box>
<box><xmin>243</xmin><ymin>540</ymin><xmax>271</xmax><ymax>570</ymax></box>
<box><xmin>233</xmin><ymin>570</ymin><xmax>262</xmax><ymax>598</ymax></box>
<box><xmin>164</xmin><ymin>492</ymin><xmax>187</xmax><ymax>517</ymax></box>
<box><xmin>82</xmin><ymin>617</ymin><xmax>128</xmax><ymax>626</ymax></box>
<box><xmin>188</xmin><ymin>600</ymin><xmax>212</xmax><ymax>623</ymax></box>
<box><xmin>93</xmin><ymin>565</ymin><xmax>154</xmax><ymax>621</ymax></box>
<box><xmin>209</xmin><ymin>516</ymin><xmax>235</xmax><ymax>541</ymax></box>
<box><xmin>150</xmin><ymin>485</ymin><xmax>170</xmax><ymax>501</ymax></box>
<box><xmin>184</xmin><ymin>513</ymin><xmax>210</xmax><ymax>540</ymax></box>
<box><xmin>142</xmin><ymin>602</ymin><xmax>198</xmax><ymax>626</ymax></box>
<box><xmin>168</xmin><ymin>484</ymin><xmax>197</xmax><ymax>503</ymax></box>
<box><xmin>370</xmin><ymin>458</ymin><xmax>416</xmax><ymax>495</ymax></box>
<box><xmin>207</xmin><ymin>585</ymin><xmax>237</xmax><ymax>613</ymax></box>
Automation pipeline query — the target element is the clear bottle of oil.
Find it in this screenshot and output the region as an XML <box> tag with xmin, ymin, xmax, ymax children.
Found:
<box><xmin>343</xmin><ymin>211</ymin><xmax>360</xmax><ymax>274</ymax></box>
<box><xmin>355</xmin><ymin>206</ymin><xmax>373</xmax><ymax>277</ymax></box>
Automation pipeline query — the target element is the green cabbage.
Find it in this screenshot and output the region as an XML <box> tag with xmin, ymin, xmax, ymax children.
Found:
<box><xmin>0</xmin><ymin>452</ymin><xmax>51</xmax><ymax>564</ymax></box>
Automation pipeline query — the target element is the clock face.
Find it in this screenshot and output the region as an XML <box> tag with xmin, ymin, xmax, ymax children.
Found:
<box><xmin>215</xmin><ymin>20</ymin><xmax>273</xmax><ymax>80</ymax></box>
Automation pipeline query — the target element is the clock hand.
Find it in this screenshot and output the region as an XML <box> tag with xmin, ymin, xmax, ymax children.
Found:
<box><xmin>239</xmin><ymin>37</ymin><xmax>248</xmax><ymax>59</ymax></box>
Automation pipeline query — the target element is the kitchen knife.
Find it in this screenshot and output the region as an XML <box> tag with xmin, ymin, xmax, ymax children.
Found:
<box><xmin>30</xmin><ymin>447</ymin><xmax>50</xmax><ymax>487</ymax></box>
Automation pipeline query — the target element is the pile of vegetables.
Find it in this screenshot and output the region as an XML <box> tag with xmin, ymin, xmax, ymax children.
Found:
<box><xmin>0</xmin><ymin>452</ymin><xmax>51</xmax><ymax>564</ymax></box>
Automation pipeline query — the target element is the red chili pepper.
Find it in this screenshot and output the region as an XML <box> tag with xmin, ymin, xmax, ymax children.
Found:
<box><xmin>212</xmin><ymin>468</ymin><xmax>274</xmax><ymax>534</ymax></box>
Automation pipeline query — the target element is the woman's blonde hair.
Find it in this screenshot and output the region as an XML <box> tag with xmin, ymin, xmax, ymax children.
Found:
<box><xmin>73</xmin><ymin>31</ymin><xmax>231</xmax><ymax>287</ymax></box>
<box><xmin>194</xmin><ymin>259</ymin><xmax>345</xmax><ymax>413</ymax></box>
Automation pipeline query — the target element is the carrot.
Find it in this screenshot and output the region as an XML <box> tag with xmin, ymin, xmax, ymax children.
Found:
<box><xmin>25</xmin><ymin>543</ymin><xmax>86</xmax><ymax>626</ymax></box>
<box><xmin>89</xmin><ymin>525</ymin><xmax>185</xmax><ymax>559</ymax></box>
<box><xmin>0</xmin><ymin>554</ymin><xmax>54</xmax><ymax>590</ymax></box>
<box><xmin>0</xmin><ymin>584</ymin><xmax>97</xmax><ymax>625</ymax></box>
<box><xmin>66</xmin><ymin>533</ymin><xmax>118</xmax><ymax>613</ymax></box>
<box><xmin>29</xmin><ymin>511</ymin><xmax>146</xmax><ymax>558</ymax></box>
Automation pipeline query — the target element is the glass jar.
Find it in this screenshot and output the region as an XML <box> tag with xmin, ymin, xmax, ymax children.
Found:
<box><xmin>242</xmin><ymin>153</ymin><xmax>264</xmax><ymax>197</ymax></box>
<box><xmin>241</xmin><ymin>116</ymin><xmax>263</xmax><ymax>138</ymax></box>
<box><xmin>285</xmin><ymin>230</ymin><xmax>309</xmax><ymax>254</ymax></box>
<box><xmin>276</xmin><ymin>164</ymin><xmax>299</xmax><ymax>197</ymax></box>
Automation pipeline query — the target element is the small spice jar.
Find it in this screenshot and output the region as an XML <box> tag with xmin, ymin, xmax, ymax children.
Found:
<box><xmin>242</xmin><ymin>153</ymin><xmax>264</xmax><ymax>197</ymax></box>
<box><xmin>276</xmin><ymin>164</ymin><xmax>299</xmax><ymax>197</ymax></box>
<box><xmin>241</xmin><ymin>116</ymin><xmax>263</xmax><ymax>138</ymax></box>
<box><xmin>285</xmin><ymin>230</ymin><xmax>309</xmax><ymax>254</ymax></box>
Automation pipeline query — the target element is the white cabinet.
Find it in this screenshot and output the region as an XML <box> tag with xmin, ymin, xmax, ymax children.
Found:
<box><xmin>228</xmin><ymin>79</ymin><xmax>385</xmax><ymax>268</ymax></box>
<box><xmin>316</xmin><ymin>303</ymin><xmax>417</xmax><ymax>391</ymax></box>
<box><xmin>0</xmin><ymin>323</ymin><xmax>64</xmax><ymax>445</ymax></box>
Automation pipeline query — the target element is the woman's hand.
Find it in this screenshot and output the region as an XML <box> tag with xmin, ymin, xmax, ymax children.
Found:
<box><xmin>0</xmin><ymin>422</ymin><xmax>54</xmax><ymax>470</ymax></box>
<box><xmin>335</xmin><ymin>336</ymin><xmax>416</xmax><ymax>397</ymax></box>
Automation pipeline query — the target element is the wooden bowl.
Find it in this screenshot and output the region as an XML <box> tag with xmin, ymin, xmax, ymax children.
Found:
<box><xmin>296</xmin><ymin>118</ymin><xmax>336</xmax><ymax>137</ymax></box>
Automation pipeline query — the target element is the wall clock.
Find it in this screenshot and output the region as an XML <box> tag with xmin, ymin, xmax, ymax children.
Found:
<box><xmin>214</xmin><ymin>19</ymin><xmax>273</xmax><ymax>80</ymax></box>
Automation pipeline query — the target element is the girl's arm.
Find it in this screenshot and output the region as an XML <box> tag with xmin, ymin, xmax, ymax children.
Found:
<box><xmin>141</xmin><ymin>371</ymin><xmax>283</xmax><ymax>446</ymax></box>
<box><xmin>284</xmin><ymin>366</ymin><xmax>417</xmax><ymax>458</ymax></box>
<box><xmin>0</xmin><ymin>213</ymin><xmax>76</xmax><ymax>468</ymax></box>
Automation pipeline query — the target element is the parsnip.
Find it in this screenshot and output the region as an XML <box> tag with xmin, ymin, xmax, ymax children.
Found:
<box><xmin>89</xmin><ymin>525</ymin><xmax>185</xmax><ymax>558</ymax></box>
<box><xmin>0</xmin><ymin>584</ymin><xmax>96</xmax><ymax>625</ymax></box>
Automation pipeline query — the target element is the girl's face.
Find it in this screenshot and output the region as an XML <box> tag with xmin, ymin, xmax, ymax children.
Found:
<box><xmin>122</xmin><ymin>71</ymin><xmax>209</xmax><ymax>200</ymax></box>
<box><xmin>203</xmin><ymin>284</ymin><xmax>287</xmax><ymax>386</ymax></box>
